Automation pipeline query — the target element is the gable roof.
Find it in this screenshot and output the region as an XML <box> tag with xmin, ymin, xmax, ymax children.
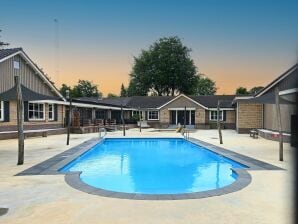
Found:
<box><xmin>79</xmin><ymin>94</ymin><xmax>236</xmax><ymax>110</ymax></box>
<box><xmin>0</xmin><ymin>48</ymin><xmax>65</xmax><ymax>101</ymax></box>
<box><xmin>0</xmin><ymin>48</ymin><xmax>22</xmax><ymax>61</ymax></box>
<box><xmin>190</xmin><ymin>95</ymin><xmax>236</xmax><ymax>108</ymax></box>
<box><xmin>255</xmin><ymin>63</ymin><xmax>298</xmax><ymax>97</ymax></box>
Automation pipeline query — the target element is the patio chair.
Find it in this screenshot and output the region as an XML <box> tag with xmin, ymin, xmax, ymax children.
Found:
<box><xmin>249</xmin><ymin>129</ymin><xmax>258</xmax><ymax>139</ymax></box>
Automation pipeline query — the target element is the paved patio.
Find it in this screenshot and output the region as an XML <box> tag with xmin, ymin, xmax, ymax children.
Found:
<box><xmin>0</xmin><ymin>129</ymin><xmax>294</xmax><ymax>224</ymax></box>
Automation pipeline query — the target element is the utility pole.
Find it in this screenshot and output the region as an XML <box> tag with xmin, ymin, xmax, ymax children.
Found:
<box><xmin>15</xmin><ymin>68</ymin><xmax>24</xmax><ymax>165</ymax></box>
<box><xmin>217</xmin><ymin>100</ymin><xmax>223</xmax><ymax>144</ymax></box>
<box><xmin>275</xmin><ymin>87</ymin><xmax>283</xmax><ymax>161</ymax></box>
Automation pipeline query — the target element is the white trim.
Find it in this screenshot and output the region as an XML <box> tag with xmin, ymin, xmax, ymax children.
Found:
<box><xmin>147</xmin><ymin>110</ymin><xmax>159</xmax><ymax>120</ymax></box>
<box><xmin>209</xmin><ymin>110</ymin><xmax>223</xmax><ymax>121</ymax></box>
<box><xmin>157</xmin><ymin>94</ymin><xmax>208</xmax><ymax>110</ymax></box>
<box><xmin>279</xmin><ymin>88</ymin><xmax>298</xmax><ymax>96</ymax></box>
<box><xmin>255</xmin><ymin>64</ymin><xmax>297</xmax><ymax>97</ymax></box>
<box><xmin>168</xmin><ymin>107</ymin><xmax>196</xmax><ymax>111</ymax></box>
<box><xmin>30</xmin><ymin>100</ymin><xmax>131</xmax><ymax>110</ymax></box>
<box><xmin>208</xmin><ymin>108</ymin><xmax>235</xmax><ymax>111</ymax></box>
<box><xmin>0</xmin><ymin>50</ymin><xmax>65</xmax><ymax>101</ymax></box>
<box><xmin>0</xmin><ymin>101</ymin><xmax>4</xmax><ymax>121</ymax></box>
<box><xmin>48</xmin><ymin>103</ymin><xmax>55</xmax><ymax>121</ymax></box>
<box><xmin>28</xmin><ymin>102</ymin><xmax>45</xmax><ymax>121</ymax></box>
<box><xmin>0</xmin><ymin>51</ymin><xmax>20</xmax><ymax>63</ymax></box>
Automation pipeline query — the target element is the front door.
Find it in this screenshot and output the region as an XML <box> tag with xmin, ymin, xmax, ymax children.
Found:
<box><xmin>177</xmin><ymin>111</ymin><xmax>190</xmax><ymax>125</ymax></box>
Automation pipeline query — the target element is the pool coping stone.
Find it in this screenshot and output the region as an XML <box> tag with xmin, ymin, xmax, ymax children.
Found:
<box><xmin>16</xmin><ymin>136</ymin><xmax>283</xmax><ymax>200</ymax></box>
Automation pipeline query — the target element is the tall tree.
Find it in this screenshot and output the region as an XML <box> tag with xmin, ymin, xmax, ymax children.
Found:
<box><xmin>236</xmin><ymin>87</ymin><xmax>249</xmax><ymax>95</ymax></box>
<box><xmin>194</xmin><ymin>75</ymin><xmax>217</xmax><ymax>95</ymax></box>
<box><xmin>120</xmin><ymin>83</ymin><xmax>127</xmax><ymax>97</ymax></box>
<box><xmin>72</xmin><ymin>80</ymin><xmax>102</xmax><ymax>97</ymax></box>
<box><xmin>129</xmin><ymin>36</ymin><xmax>198</xmax><ymax>96</ymax></box>
<box><xmin>107</xmin><ymin>93</ymin><xmax>117</xmax><ymax>98</ymax></box>
<box><xmin>249</xmin><ymin>86</ymin><xmax>264</xmax><ymax>95</ymax></box>
<box><xmin>127</xmin><ymin>78</ymin><xmax>148</xmax><ymax>96</ymax></box>
<box><xmin>59</xmin><ymin>80</ymin><xmax>102</xmax><ymax>98</ymax></box>
<box><xmin>59</xmin><ymin>84</ymin><xmax>72</xmax><ymax>97</ymax></box>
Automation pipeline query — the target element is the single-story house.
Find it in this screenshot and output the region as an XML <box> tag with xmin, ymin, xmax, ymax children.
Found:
<box><xmin>0</xmin><ymin>48</ymin><xmax>296</xmax><ymax>143</ymax></box>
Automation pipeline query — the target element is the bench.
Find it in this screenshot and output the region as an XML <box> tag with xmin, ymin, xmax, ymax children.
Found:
<box><xmin>249</xmin><ymin>129</ymin><xmax>258</xmax><ymax>139</ymax></box>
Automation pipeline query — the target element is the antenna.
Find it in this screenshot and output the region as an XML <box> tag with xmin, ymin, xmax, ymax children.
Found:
<box><xmin>54</xmin><ymin>19</ymin><xmax>60</xmax><ymax>85</ymax></box>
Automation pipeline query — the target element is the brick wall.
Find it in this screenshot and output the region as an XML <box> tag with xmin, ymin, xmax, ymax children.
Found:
<box><xmin>237</xmin><ymin>103</ymin><xmax>263</xmax><ymax>133</ymax></box>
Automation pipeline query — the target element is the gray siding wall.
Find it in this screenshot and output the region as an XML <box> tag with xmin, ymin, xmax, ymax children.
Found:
<box><xmin>0</xmin><ymin>55</ymin><xmax>56</xmax><ymax>96</ymax></box>
<box><xmin>264</xmin><ymin>104</ymin><xmax>295</xmax><ymax>133</ymax></box>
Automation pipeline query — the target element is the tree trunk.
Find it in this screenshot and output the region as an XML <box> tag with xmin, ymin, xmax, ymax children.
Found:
<box><xmin>275</xmin><ymin>87</ymin><xmax>283</xmax><ymax>161</ymax></box>
<box><xmin>217</xmin><ymin>100</ymin><xmax>223</xmax><ymax>144</ymax></box>
<box><xmin>15</xmin><ymin>75</ymin><xmax>24</xmax><ymax>165</ymax></box>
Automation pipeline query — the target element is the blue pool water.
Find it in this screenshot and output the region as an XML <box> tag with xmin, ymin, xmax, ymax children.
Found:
<box><xmin>61</xmin><ymin>138</ymin><xmax>246</xmax><ymax>194</ymax></box>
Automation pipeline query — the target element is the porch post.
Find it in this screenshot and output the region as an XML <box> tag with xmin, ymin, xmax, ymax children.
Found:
<box><xmin>184</xmin><ymin>106</ymin><xmax>186</xmax><ymax>128</ymax></box>
<box><xmin>275</xmin><ymin>87</ymin><xmax>283</xmax><ymax>161</ymax></box>
<box><xmin>175</xmin><ymin>110</ymin><xmax>178</xmax><ymax>125</ymax></box>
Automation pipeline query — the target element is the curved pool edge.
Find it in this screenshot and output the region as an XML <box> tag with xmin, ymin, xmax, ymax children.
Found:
<box><xmin>64</xmin><ymin>168</ymin><xmax>252</xmax><ymax>200</ymax></box>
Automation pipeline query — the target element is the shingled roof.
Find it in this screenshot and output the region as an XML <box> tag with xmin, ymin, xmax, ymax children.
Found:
<box><xmin>76</xmin><ymin>95</ymin><xmax>236</xmax><ymax>109</ymax></box>
<box><xmin>0</xmin><ymin>48</ymin><xmax>22</xmax><ymax>61</ymax></box>
<box><xmin>189</xmin><ymin>95</ymin><xmax>236</xmax><ymax>108</ymax></box>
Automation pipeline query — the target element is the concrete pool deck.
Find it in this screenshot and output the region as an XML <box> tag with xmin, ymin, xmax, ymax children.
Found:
<box><xmin>0</xmin><ymin>129</ymin><xmax>294</xmax><ymax>224</ymax></box>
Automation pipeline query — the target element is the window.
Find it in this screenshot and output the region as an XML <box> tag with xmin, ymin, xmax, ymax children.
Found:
<box><xmin>48</xmin><ymin>104</ymin><xmax>54</xmax><ymax>121</ymax></box>
<box><xmin>209</xmin><ymin>110</ymin><xmax>223</xmax><ymax>121</ymax></box>
<box><xmin>28</xmin><ymin>103</ymin><xmax>45</xmax><ymax>120</ymax></box>
<box><xmin>148</xmin><ymin>110</ymin><xmax>159</xmax><ymax>120</ymax></box>
<box><xmin>13</xmin><ymin>61</ymin><xmax>20</xmax><ymax>69</ymax></box>
<box><xmin>132</xmin><ymin>110</ymin><xmax>143</xmax><ymax>119</ymax></box>
<box><xmin>0</xmin><ymin>101</ymin><xmax>3</xmax><ymax>121</ymax></box>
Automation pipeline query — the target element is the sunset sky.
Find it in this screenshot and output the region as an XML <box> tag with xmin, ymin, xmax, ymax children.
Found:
<box><xmin>1</xmin><ymin>0</ymin><xmax>297</xmax><ymax>96</ymax></box>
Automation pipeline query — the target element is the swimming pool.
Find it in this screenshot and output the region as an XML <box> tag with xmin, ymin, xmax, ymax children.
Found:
<box><xmin>60</xmin><ymin>138</ymin><xmax>247</xmax><ymax>194</ymax></box>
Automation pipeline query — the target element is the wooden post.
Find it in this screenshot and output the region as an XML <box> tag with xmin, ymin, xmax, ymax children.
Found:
<box><xmin>184</xmin><ymin>106</ymin><xmax>186</xmax><ymax>128</ymax></box>
<box><xmin>121</xmin><ymin>105</ymin><xmax>126</xmax><ymax>136</ymax></box>
<box><xmin>275</xmin><ymin>87</ymin><xmax>283</xmax><ymax>161</ymax></box>
<box><xmin>217</xmin><ymin>100</ymin><xmax>223</xmax><ymax>144</ymax></box>
<box><xmin>15</xmin><ymin>75</ymin><xmax>24</xmax><ymax>165</ymax></box>
<box><xmin>139</xmin><ymin>107</ymin><xmax>141</xmax><ymax>132</ymax></box>
<box><xmin>66</xmin><ymin>90</ymin><xmax>72</xmax><ymax>145</ymax></box>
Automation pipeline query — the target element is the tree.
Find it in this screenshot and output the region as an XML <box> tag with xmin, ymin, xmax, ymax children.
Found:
<box><xmin>249</xmin><ymin>86</ymin><xmax>264</xmax><ymax>95</ymax></box>
<box><xmin>72</xmin><ymin>80</ymin><xmax>102</xmax><ymax>98</ymax></box>
<box><xmin>128</xmin><ymin>36</ymin><xmax>198</xmax><ymax>96</ymax></box>
<box><xmin>59</xmin><ymin>84</ymin><xmax>72</xmax><ymax>97</ymax></box>
<box><xmin>0</xmin><ymin>30</ymin><xmax>9</xmax><ymax>48</ymax></box>
<box><xmin>236</xmin><ymin>87</ymin><xmax>249</xmax><ymax>95</ymax></box>
<box><xmin>107</xmin><ymin>93</ymin><xmax>117</xmax><ymax>98</ymax></box>
<box><xmin>127</xmin><ymin>78</ymin><xmax>148</xmax><ymax>96</ymax></box>
<box><xmin>194</xmin><ymin>75</ymin><xmax>217</xmax><ymax>95</ymax></box>
<box><xmin>120</xmin><ymin>83</ymin><xmax>127</xmax><ymax>97</ymax></box>
<box><xmin>59</xmin><ymin>80</ymin><xmax>102</xmax><ymax>98</ymax></box>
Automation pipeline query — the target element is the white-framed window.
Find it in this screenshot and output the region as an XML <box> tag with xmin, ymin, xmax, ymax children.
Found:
<box><xmin>209</xmin><ymin>110</ymin><xmax>223</xmax><ymax>121</ymax></box>
<box><xmin>0</xmin><ymin>101</ymin><xmax>4</xmax><ymax>121</ymax></box>
<box><xmin>13</xmin><ymin>61</ymin><xmax>20</xmax><ymax>69</ymax></box>
<box><xmin>48</xmin><ymin>104</ymin><xmax>54</xmax><ymax>121</ymax></box>
<box><xmin>28</xmin><ymin>102</ymin><xmax>45</xmax><ymax>120</ymax></box>
<box><xmin>148</xmin><ymin>110</ymin><xmax>159</xmax><ymax>120</ymax></box>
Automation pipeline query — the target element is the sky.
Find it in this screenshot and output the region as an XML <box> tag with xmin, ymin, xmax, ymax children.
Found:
<box><xmin>0</xmin><ymin>0</ymin><xmax>297</xmax><ymax>96</ymax></box>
